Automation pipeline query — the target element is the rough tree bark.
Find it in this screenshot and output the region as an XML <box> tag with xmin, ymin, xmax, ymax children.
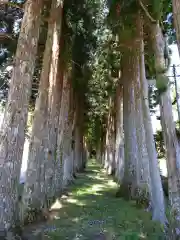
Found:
<box><xmin>0</xmin><ymin>0</ymin><xmax>43</xmax><ymax>232</ymax></box>
<box><xmin>74</xmin><ymin>95</ymin><xmax>84</xmax><ymax>172</ymax></box>
<box><xmin>104</xmin><ymin>98</ymin><xmax>115</xmax><ymax>175</ymax></box>
<box><xmin>134</xmin><ymin>13</ymin><xmax>151</xmax><ymax>201</ymax></box>
<box><xmin>74</xmin><ymin>99</ymin><xmax>81</xmax><ymax>172</ymax></box>
<box><xmin>172</xmin><ymin>64</ymin><xmax>180</xmax><ymax>128</ymax></box>
<box><xmin>114</xmin><ymin>83</ymin><xmax>124</xmax><ymax>183</ymax></box>
<box><xmin>83</xmin><ymin>137</ymin><xmax>88</xmax><ymax>168</ymax></box>
<box><xmin>120</xmin><ymin>47</ymin><xmax>139</xmax><ymax>199</ymax></box>
<box><xmin>151</xmin><ymin>22</ymin><xmax>180</xmax><ymax>234</ymax></box>
<box><xmin>53</xmin><ymin>68</ymin><xmax>64</xmax><ymax>197</ymax></box>
<box><xmin>141</xmin><ymin>23</ymin><xmax>166</xmax><ymax>225</ymax></box>
<box><xmin>104</xmin><ymin>113</ymin><xmax>110</xmax><ymax>171</ymax></box>
<box><xmin>172</xmin><ymin>0</ymin><xmax>180</xmax><ymax>55</ymax></box>
<box><xmin>55</xmin><ymin>72</ymin><xmax>70</xmax><ymax>194</ymax></box>
<box><xmin>108</xmin><ymin>103</ymin><xmax>116</xmax><ymax>175</ymax></box>
<box><xmin>22</xmin><ymin>0</ymin><xmax>60</xmax><ymax>217</ymax></box>
<box><xmin>100</xmin><ymin>122</ymin><xmax>107</xmax><ymax>166</ymax></box>
<box><xmin>44</xmin><ymin>0</ymin><xmax>64</xmax><ymax>205</ymax></box>
<box><xmin>63</xmin><ymin>83</ymin><xmax>75</xmax><ymax>188</ymax></box>
<box><xmin>96</xmin><ymin>118</ymin><xmax>103</xmax><ymax>164</ymax></box>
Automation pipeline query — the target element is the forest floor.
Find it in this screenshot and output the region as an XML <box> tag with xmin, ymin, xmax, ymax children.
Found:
<box><xmin>27</xmin><ymin>160</ymin><xmax>163</xmax><ymax>240</ymax></box>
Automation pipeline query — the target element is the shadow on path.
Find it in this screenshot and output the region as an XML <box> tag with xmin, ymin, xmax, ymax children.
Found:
<box><xmin>39</xmin><ymin>159</ymin><xmax>163</xmax><ymax>240</ymax></box>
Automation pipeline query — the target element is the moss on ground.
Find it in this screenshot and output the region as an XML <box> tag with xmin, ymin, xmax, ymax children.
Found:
<box><xmin>45</xmin><ymin>160</ymin><xmax>164</xmax><ymax>239</ymax></box>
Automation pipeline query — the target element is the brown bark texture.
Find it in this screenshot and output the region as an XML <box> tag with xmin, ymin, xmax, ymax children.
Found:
<box><xmin>141</xmin><ymin>22</ymin><xmax>166</xmax><ymax>224</ymax></box>
<box><xmin>134</xmin><ymin>13</ymin><xmax>151</xmax><ymax>198</ymax></box>
<box><xmin>0</xmin><ymin>0</ymin><xmax>43</xmax><ymax>231</ymax></box>
<box><xmin>120</xmin><ymin>46</ymin><xmax>139</xmax><ymax>199</ymax></box>
<box><xmin>172</xmin><ymin>0</ymin><xmax>180</xmax><ymax>55</ymax></box>
<box><xmin>55</xmin><ymin>72</ymin><xmax>70</xmax><ymax>193</ymax></box>
<box><xmin>151</xmin><ymin>22</ymin><xmax>180</xmax><ymax>233</ymax></box>
<box><xmin>44</xmin><ymin>0</ymin><xmax>64</xmax><ymax>204</ymax></box>
<box><xmin>23</xmin><ymin>0</ymin><xmax>62</xmax><ymax>216</ymax></box>
<box><xmin>63</xmin><ymin>82</ymin><xmax>75</xmax><ymax>188</ymax></box>
<box><xmin>114</xmin><ymin>83</ymin><xmax>124</xmax><ymax>183</ymax></box>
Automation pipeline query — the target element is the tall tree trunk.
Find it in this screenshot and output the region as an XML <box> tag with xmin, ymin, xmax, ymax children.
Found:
<box><xmin>134</xmin><ymin>13</ymin><xmax>151</xmax><ymax>201</ymax></box>
<box><xmin>83</xmin><ymin>137</ymin><xmax>88</xmax><ymax>168</ymax></box>
<box><xmin>95</xmin><ymin>117</ymin><xmax>103</xmax><ymax>164</ymax></box>
<box><xmin>172</xmin><ymin>0</ymin><xmax>180</xmax><ymax>55</ymax></box>
<box><xmin>108</xmin><ymin>104</ymin><xmax>116</xmax><ymax>175</ymax></box>
<box><xmin>49</xmin><ymin>60</ymin><xmax>64</xmax><ymax>198</ymax></box>
<box><xmin>44</xmin><ymin>1</ymin><xmax>64</xmax><ymax>206</ymax></box>
<box><xmin>100</xmin><ymin>123</ymin><xmax>106</xmax><ymax>166</ymax></box>
<box><xmin>80</xmin><ymin>102</ymin><xmax>86</xmax><ymax>170</ymax></box>
<box><xmin>74</xmin><ymin>95</ymin><xmax>84</xmax><ymax>172</ymax></box>
<box><xmin>120</xmin><ymin>47</ymin><xmax>139</xmax><ymax>199</ymax></box>
<box><xmin>114</xmin><ymin>83</ymin><xmax>124</xmax><ymax>183</ymax></box>
<box><xmin>104</xmin><ymin>115</ymin><xmax>109</xmax><ymax>171</ymax></box>
<box><xmin>173</xmin><ymin>64</ymin><xmax>180</xmax><ymax>128</ymax></box>
<box><xmin>63</xmin><ymin>83</ymin><xmax>75</xmax><ymax>188</ymax></box>
<box><xmin>55</xmin><ymin>72</ymin><xmax>70</xmax><ymax>195</ymax></box>
<box><xmin>105</xmin><ymin>98</ymin><xmax>115</xmax><ymax>175</ymax></box>
<box><xmin>151</xmin><ymin>22</ymin><xmax>180</xmax><ymax>234</ymax></box>
<box><xmin>74</xmin><ymin>98</ymin><xmax>81</xmax><ymax>172</ymax></box>
<box><xmin>141</xmin><ymin>23</ymin><xmax>166</xmax><ymax>224</ymax></box>
<box><xmin>134</xmin><ymin>67</ymin><xmax>151</xmax><ymax>195</ymax></box>
<box><xmin>100</xmin><ymin>126</ymin><xmax>106</xmax><ymax>167</ymax></box>
<box><xmin>22</xmin><ymin>0</ymin><xmax>60</xmax><ymax>217</ymax></box>
<box><xmin>96</xmin><ymin>143</ymin><xmax>101</xmax><ymax>163</ymax></box>
<box><xmin>0</xmin><ymin>0</ymin><xmax>43</xmax><ymax>232</ymax></box>
<box><xmin>71</xmin><ymin>128</ymin><xmax>76</xmax><ymax>175</ymax></box>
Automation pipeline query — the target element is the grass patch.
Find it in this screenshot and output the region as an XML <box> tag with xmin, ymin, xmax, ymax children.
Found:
<box><xmin>45</xmin><ymin>160</ymin><xmax>164</xmax><ymax>239</ymax></box>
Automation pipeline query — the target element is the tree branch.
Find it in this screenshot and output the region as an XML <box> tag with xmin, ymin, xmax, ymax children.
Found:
<box><xmin>138</xmin><ymin>0</ymin><xmax>156</xmax><ymax>23</ymax></box>
<box><xmin>0</xmin><ymin>0</ymin><xmax>24</xmax><ymax>9</ymax></box>
<box><xmin>0</xmin><ymin>33</ymin><xmax>14</xmax><ymax>40</ymax></box>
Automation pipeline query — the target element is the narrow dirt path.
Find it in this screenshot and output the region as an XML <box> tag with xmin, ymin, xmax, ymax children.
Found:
<box><xmin>23</xmin><ymin>160</ymin><xmax>163</xmax><ymax>240</ymax></box>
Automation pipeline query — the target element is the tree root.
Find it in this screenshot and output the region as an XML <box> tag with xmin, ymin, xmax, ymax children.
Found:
<box><xmin>115</xmin><ymin>183</ymin><xmax>132</xmax><ymax>200</ymax></box>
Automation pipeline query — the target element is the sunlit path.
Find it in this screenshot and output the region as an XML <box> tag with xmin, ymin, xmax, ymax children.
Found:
<box><xmin>36</xmin><ymin>160</ymin><xmax>163</xmax><ymax>240</ymax></box>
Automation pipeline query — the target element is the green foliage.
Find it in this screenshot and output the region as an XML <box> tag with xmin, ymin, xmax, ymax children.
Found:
<box><xmin>62</xmin><ymin>1</ymin><xmax>101</xmax><ymax>148</ymax></box>
<box><xmin>145</xmin><ymin>51</ymin><xmax>156</xmax><ymax>79</ymax></box>
<box><xmin>0</xmin><ymin>1</ymin><xmax>24</xmax><ymax>104</ymax></box>
<box><xmin>154</xmin><ymin>130</ymin><xmax>165</xmax><ymax>158</ymax></box>
<box><xmin>85</xmin><ymin>25</ymin><xmax>120</xmax><ymax>149</ymax></box>
<box><xmin>107</xmin><ymin>0</ymin><xmax>139</xmax><ymax>41</ymax></box>
<box><xmin>64</xmin><ymin>0</ymin><xmax>99</xmax><ymax>89</ymax></box>
<box><xmin>147</xmin><ymin>0</ymin><xmax>164</xmax><ymax>20</ymax></box>
<box><xmin>156</xmin><ymin>74</ymin><xmax>169</xmax><ymax>93</ymax></box>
